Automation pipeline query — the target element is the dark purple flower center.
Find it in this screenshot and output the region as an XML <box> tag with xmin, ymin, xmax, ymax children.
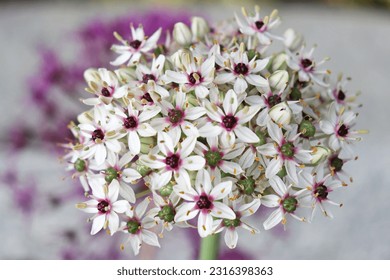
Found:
<box><xmin>330</xmin><ymin>156</ymin><xmax>343</xmax><ymax>172</ymax></box>
<box><xmin>301</xmin><ymin>58</ymin><xmax>313</xmax><ymax>69</ymax></box>
<box><xmin>315</xmin><ymin>185</ymin><xmax>328</xmax><ymax>200</ymax></box>
<box><xmin>197</xmin><ymin>195</ymin><xmax>212</xmax><ymax>209</ymax></box>
<box><xmin>142</xmin><ymin>74</ymin><xmax>156</xmax><ymax>84</ymax></box>
<box><xmin>267</xmin><ymin>94</ymin><xmax>282</xmax><ymax>107</ymax></box>
<box><xmin>188</xmin><ymin>72</ymin><xmax>200</xmax><ymax>85</ymax></box>
<box><xmin>124</xmin><ymin>116</ymin><xmax>138</xmax><ymax>129</ymax></box>
<box><xmin>142</xmin><ymin>92</ymin><xmax>154</xmax><ymax>103</ymax></box>
<box><xmin>337</xmin><ymin>90</ymin><xmax>346</xmax><ymax>101</ymax></box>
<box><xmin>337</xmin><ymin>124</ymin><xmax>349</xmax><ymax>137</ymax></box>
<box><xmin>168</xmin><ymin>109</ymin><xmax>184</xmax><ymax>124</ymax></box>
<box><xmin>255</xmin><ymin>20</ymin><xmax>264</xmax><ymax>30</ymax></box>
<box><xmin>92</xmin><ymin>129</ymin><xmax>105</xmax><ymax>141</ymax></box>
<box><xmin>165</xmin><ymin>154</ymin><xmax>180</xmax><ymax>169</ymax></box>
<box><xmin>97</xmin><ymin>200</ymin><xmax>109</xmax><ymax>213</ymax></box>
<box><xmin>129</xmin><ymin>40</ymin><xmax>142</xmax><ymax>49</ymax></box>
<box><xmin>101</xmin><ymin>87</ymin><xmax>111</xmax><ymax>97</ymax></box>
<box><xmin>234</xmin><ymin>63</ymin><xmax>249</xmax><ymax>75</ymax></box>
<box><xmin>222</xmin><ymin>115</ymin><xmax>238</xmax><ymax>131</ymax></box>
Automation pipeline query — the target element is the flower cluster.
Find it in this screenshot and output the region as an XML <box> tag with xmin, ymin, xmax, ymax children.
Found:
<box><xmin>64</xmin><ymin>6</ymin><xmax>365</xmax><ymax>255</ymax></box>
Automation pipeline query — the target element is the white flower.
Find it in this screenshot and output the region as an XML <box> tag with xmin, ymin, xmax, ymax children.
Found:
<box><xmin>214</xmin><ymin>45</ymin><xmax>269</xmax><ymax>94</ymax></box>
<box><xmin>129</xmin><ymin>54</ymin><xmax>170</xmax><ymax>98</ymax></box>
<box><xmin>164</xmin><ymin>53</ymin><xmax>215</xmax><ymax>99</ymax></box>
<box><xmin>261</xmin><ymin>176</ymin><xmax>307</xmax><ymax>230</ymax></box>
<box><xmin>97</xmin><ymin>151</ymin><xmax>142</xmax><ymax>203</ymax></box>
<box><xmin>213</xmin><ymin>198</ymin><xmax>261</xmax><ymax>249</ymax></box>
<box><xmin>256</xmin><ymin>121</ymin><xmax>312</xmax><ymax>184</ymax></box>
<box><xmin>111</xmin><ymin>25</ymin><xmax>161</xmax><ymax>66</ymax></box>
<box><xmin>200</xmin><ymin>89</ymin><xmax>261</xmax><ymax>148</ymax></box>
<box><xmin>115</xmin><ymin>101</ymin><xmax>160</xmax><ymax>155</ymax></box>
<box><xmin>245</xmin><ymin>80</ymin><xmax>301</xmax><ymax>127</ymax></box>
<box><xmin>235</xmin><ymin>6</ymin><xmax>281</xmax><ymax>46</ymax></box>
<box><xmin>150</xmin><ymin>90</ymin><xmax>205</xmax><ymax>145</ymax></box>
<box><xmin>319</xmin><ymin>103</ymin><xmax>364</xmax><ymax>155</ymax></box>
<box><xmin>83</xmin><ymin>68</ymin><xmax>127</xmax><ymax>106</ymax></box>
<box><xmin>299</xmin><ymin>172</ymin><xmax>343</xmax><ymax>220</ymax></box>
<box><xmin>78</xmin><ymin>112</ymin><xmax>122</xmax><ymax>165</ymax></box>
<box><xmin>174</xmin><ymin>170</ymin><xmax>236</xmax><ymax>237</ymax></box>
<box><xmin>139</xmin><ymin>132</ymin><xmax>205</xmax><ymax>188</ymax></box>
<box><xmin>195</xmin><ymin>136</ymin><xmax>244</xmax><ymax>181</ymax></box>
<box><xmin>76</xmin><ymin>178</ymin><xmax>130</xmax><ymax>235</ymax></box>
<box><xmin>286</xmin><ymin>45</ymin><xmax>330</xmax><ymax>87</ymax></box>
<box><xmin>119</xmin><ymin>197</ymin><xmax>160</xmax><ymax>256</ymax></box>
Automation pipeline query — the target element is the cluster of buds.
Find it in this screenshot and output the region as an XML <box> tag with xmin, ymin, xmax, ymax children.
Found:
<box><xmin>64</xmin><ymin>6</ymin><xmax>364</xmax><ymax>255</ymax></box>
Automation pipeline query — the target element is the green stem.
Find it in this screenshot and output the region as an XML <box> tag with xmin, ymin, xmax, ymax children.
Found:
<box><xmin>135</xmin><ymin>188</ymin><xmax>151</xmax><ymax>199</ymax></box>
<box><xmin>199</xmin><ymin>233</ymin><xmax>220</xmax><ymax>260</ymax></box>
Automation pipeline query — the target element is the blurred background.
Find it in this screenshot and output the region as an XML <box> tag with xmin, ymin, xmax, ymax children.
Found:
<box><xmin>0</xmin><ymin>0</ymin><xmax>389</xmax><ymax>260</ymax></box>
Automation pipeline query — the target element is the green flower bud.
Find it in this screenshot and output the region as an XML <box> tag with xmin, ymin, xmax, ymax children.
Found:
<box><xmin>223</xmin><ymin>218</ymin><xmax>241</xmax><ymax>228</ymax></box>
<box><xmin>136</xmin><ymin>162</ymin><xmax>151</xmax><ymax>177</ymax></box>
<box><xmin>74</xmin><ymin>159</ymin><xmax>86</xmax><ymax>172</ymax></box>
<box><xmin>127</xmin><ymin>220</ymin><xmax>140</xmax><ymax>234</ymax></box>
<box><xmin>158</xmin><ymin>205</ymin><xmax>176</xmax><ymax>223</ymax></box>
<box><xmin>290</xmin><ymin>87</ymin><xmax>302</xmax><ymax>100</ymax></box>
<box><xmin>205</xmin><ymin>151</ymin><xmax>222</xmax><ymax>168</ymax></box>
<box><xmin>238</xmin><ymin>177</ymin><xmax>256</xmax><ymax>195</ymax></box>
<box><xmin>282</xmin><ymin>197</ymin><xmax>298</xmax><ymax>213</ymax></box>
<box><xmin>159</xmin><ymin>183</ymin><xmax>174</xmax><ymax>197</ymax></box>
<box><xmin>105</xmin><ymin>167</ymin><xmax>118</xmax><ymax>183</ymax></box>
<box><xmin>281</xmin><ymin>142</ymin><xmax>295</xmax><ymax>158</ymax></box>
<box><xmin>299</xmin><ymin>120</ymin><xmax>316</xmax><ymax>138</ymax></box>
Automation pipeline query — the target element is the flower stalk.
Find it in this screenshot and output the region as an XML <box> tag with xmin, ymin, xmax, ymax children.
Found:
<box><xmin>199</xmin><ymin>233</ymin><xmax>220</xmax><ymax>260</ymax></box>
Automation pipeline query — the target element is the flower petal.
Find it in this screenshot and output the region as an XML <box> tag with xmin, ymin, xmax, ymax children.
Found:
<box><xmin>234</xmin><ymin>125</ymin><xmax>259</xmax><ymax>143</ymax></box>
<box><xmin>210</xmin><ymin>181</ymin><xmax>232</xmax><ymax>200</ymax></box>
<box><xmin>182</xmin><ymin>156</ymin><xmax>206</xmax><ymax>171</ymax></box>
<box><xmin>224</xmin><ymin>228</ymin><xmax>238</xmax><ymax>249</ymax></box>
<box><xmin>263</xmin><ymin>209</ymin><xmax>283</xmax><ymax>230</ymax></box>
<box><xmin>211</xmin><ymin>202</ymin><xmax>236</xmax><ymax>219</ymax></box>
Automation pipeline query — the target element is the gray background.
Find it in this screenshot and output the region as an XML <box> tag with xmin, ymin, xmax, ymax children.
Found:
<box><xmin>0</xmin><ymin>1</ymin><xmax>389</xmax><ymax>259</ymax></box>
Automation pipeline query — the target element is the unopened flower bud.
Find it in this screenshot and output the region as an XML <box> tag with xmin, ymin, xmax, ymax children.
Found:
<box><xmin>115</xmin><ymin>68</ymin><xmax>135</xmax><ymax>84</ymax></box>
<box><xmin>170</xmin><ymin>49</ymin><xmax>192</xmax><ymax>69</ymax></box>
<box><xmin>140</xmin><ymin>137</ymin><xmax>157</xmax><ymax>154</ymax></box>
<box><xmin>136</xmin><ymin>161</ymin><xmax>151</xmax><ymax>177</ymax></box>
<box><xmin>173</xmin><ymin>22</ymin><xmax>192</xmax><ymax>46</ymax></box>
<box><xmin>311</xmin><ymin>146</ymin><xmax>331</xmax><ymax>165</ymax></box>
<box><xmin>191</xmin><ymin>17</ymin><xmax>209</xmax><ymax>40</ymax></box>
<box><xmin>269</xmin><ymin>101</ymin><xmax>292</xmax><ymax>126</ymax></box>
<box><xmin>83</xmin><ymin>68</ymin><xmax>99</xmax><ymax>83</ymax></box>
<box><xmin>284</xmin><ymin>28</ymin><xmax>303</xmax><ymax>51</ymax></box>
<box><xmin>269</xmin><ymin>70</ymin><xmax>289</xmax><ymax>91</ymax></box>
<box><xmin>272</xmin><ymin>53</ymin><xmax>288</xmax><ymax>71</ymax></box>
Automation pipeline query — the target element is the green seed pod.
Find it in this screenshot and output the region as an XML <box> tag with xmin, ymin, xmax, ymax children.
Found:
<box><xmin>105</xmin><ymin>167</ymin><xmax>118</xmax><ymax>183</ymax></box>
<box><xmin>299</xmin><ymin>120</ymin><xmax>316</xmax><ymax>138</ymax></box>
<box><xmin>74</xmin><ymin>158</ymin><xmax>86</xmax><ymax>172</ymax></box>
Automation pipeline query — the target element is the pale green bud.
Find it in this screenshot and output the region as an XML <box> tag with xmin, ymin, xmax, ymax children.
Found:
<box><xmin>269</xmin><ymin>70</ymin><xmax>289</xmax><ymax>91</ymax></box>
<box><xmin>173</xmin><ymin>22</ymin><xmax>192</xmax><ymax>46</ymax></box>
<box><xmin>269</xmin><ymin>101</ymin><xmax>292</xmax><ymax>126</ymax></box>
<box><xmin>311</xmin><ymin>146</ymin><xmax>331</xmax><ymax>165</ymax></box>
<box><xmin>191</xmin><ymin>17</ymin><xmax>209</xmax><ymax>40</ymax></box>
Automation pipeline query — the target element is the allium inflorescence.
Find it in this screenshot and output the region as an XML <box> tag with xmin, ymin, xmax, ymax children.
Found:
<box><xmin>64</xmin><ymin>6</ymin><xmax>365</xmax><ymax>255</ymax></box>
